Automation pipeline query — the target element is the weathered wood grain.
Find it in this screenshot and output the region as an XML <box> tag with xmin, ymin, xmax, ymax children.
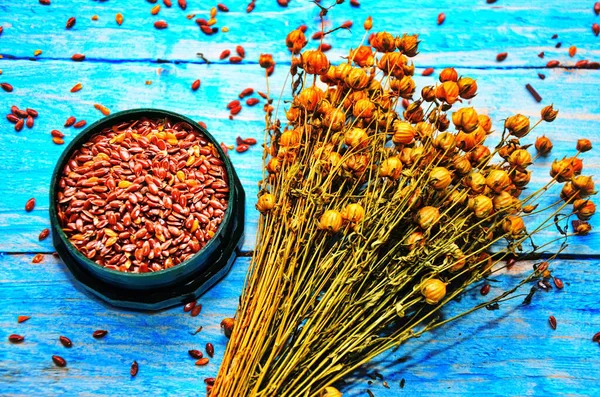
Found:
<box><xmin>1</xmin><ymin>254</ymin><xmax>598</xmax><ymax>396</ymax></box>
<box><xmin>0</xmin><ymin>1</ymin><xmax>598</xmax><ymax>67</ymax></box>
<box><xmin>0</xmin><ymin>61</ymin><xmax>597</xmax><ymax>254</ymax></box>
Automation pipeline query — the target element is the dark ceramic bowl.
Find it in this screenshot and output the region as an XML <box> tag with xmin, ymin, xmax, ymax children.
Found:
<box><xmin>49</xmin><ymin>109</ymin><xmax>245</xmax><ymax>310</ymax></box>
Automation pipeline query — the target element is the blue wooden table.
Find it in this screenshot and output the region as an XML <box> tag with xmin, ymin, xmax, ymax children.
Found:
<box><xmin>1</xmin><ymin>1</ymin><xmax>599</xmax><ymax>396</ymax></box>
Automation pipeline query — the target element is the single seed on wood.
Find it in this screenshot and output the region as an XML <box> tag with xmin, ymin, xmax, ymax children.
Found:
<box><xmin>32</xmin><ymin>254</ymin><xmax>44</xmax><ymax>263</ymax></box>
<box><xmin>191</xmin><ymin>79</ymin><xmax>201</xmax><ymax>91</ymax></box>
<box><xmin>71</xmin><ymin>54</ymin><xmax>85</xmax><ymax>62</ymax></box>
<box><xmin>480</xmin><ymin>284</ymin><xmax>490</xmax><ymax>296</ymax></box>
<box><xmin>525</xmin><ymin>83</ymin><xmax>542</xmax><ymax>102</ymax></box>
<box><xmin>151</xmin><ymin>5</ymin><xmax>160</xmax><ymax>15</ymax></box>
<box><xmin>553</xmin><ymin>277</ymin><xmax>564</xmax><ymax>289</ymax></box>
<box><xmin>350</xmin><ymin>0</ymin><xmax>360</xmax><ymax>7</ymax></box>
<box><xmin>18</xmin><ymin>315</ymin><xmax>31</xmax><ymax>323</ymax></box>
<box><xmin>189</xmin><ymin>349</ymin><xmax>203</xmax><ymax>359</ymax></box>
<box><xmin>593</xmin><ymin>23</ymin><xmax>600</xmax><ymax>37</ymax></box>
<box><xmin>548</xmin><ymin>315</ymin><xmax>557</xmax><ymax>330</ymax></box>
<box><xmin>65</xmin><ymin>116</ymin><xmax>76</xmax><ymax>127</ymax></box>
<box><xmin>592</xmin><ymin>332</ymin><xmax>600</xmax><ymax>342</ymax></box>
<box><xmin>555</xmin><ymin>42</ymin><xmax>562</xmax><ymax>48</ymax></box>
<box><xmin>39</xmin><ymin>228</ymin><xmax>50</xmax><ymax>241</ymax></box>
<box><xmin>93</xmin><ymin>330</ymin><xmax>108</xmax><ymax>338</ymax></box>
<box><xmin>66</xmin><ymin>17</ymin><xmax>76</xmax><ymax>29</ymax></box>
<box><xmin>236</xmin><ymin>144</ymin><xmax>249</xmax><ymax>153</ymax></box>
<box><xmin>575</xmin><ymin>60</ymin><xmax>589</xmax><ymax>69</ymax></box>
<box><xmin>26</xmin><ymin>115</ymin><xmax>34</xmax><ymax>128</ymax></box>
<box><xmin>73</xmin><ymin>120</ymin><xmax>87</xmax><ymax>128</ymax></box>
<box><xmin>246</xmin><ymin>2</ymin><xmax>255</xmax><ymax>12</ymax></box>
<box><xmin>1</xmin><ymin>82</ymin><xmax>14</xmax><ymax>92</ymax></box>
<box><xmin>116</xmin><ymin>13</ymin><xmax>124</xmax><ymax>26</ymax></box>
<box><xmin>7</xmin><ymin>114</ymin><xmax>19</xmax><ymax>123</ymax></box>
<box><xmin>25</xmin><ymin>198</ymin><xmax>36</xmax><ymax>212</ymax></box>
<box><xmin>227</xmin><ymin>100</ymin><xmax>240</xmax><ymax>109</ymax></box>
<box><xmin>195</xmin><ymin>358</ymin><xmax>209</xmax><ymax>366</ymax></box>
<box><xmin>39</xmin><ymin>0</ymin><xmax>51</xmax><ymax>5</ymax></box>
<box><xmin>178</xmin><ymin>0</ymin><xmax>187</xmax><ymax>10</ymax></box>
<box><xmin>595</xmin><ymin>2</ymin><xmax>600</xmax><ymax>15</ymax></box>
<box><xmin>94</xmin><ymin>103</ymin><xmax>111</xmax><ymax>116</ymax></box>
<box><xmin>246</xmin><ymin>98</ymin><xmax>259</xmax><ymax>106</ymax></box>
<box><xmin>487</xmin><ymin>0</ymin><xmax>497</xmax><ymax>3</ymax></box>
<box><xmin>200</xmin><ymin>25</ymin><xmax>213</xmax><ymax>35</ymax></box>
<box><xmin>437</xmin><ymin>13</ymin><xmax>445</xmax><ymax>25</ymax></box>
<box><xmin>496</xmin><ymin>52</ymin><xmax>508</xmax><ymax>62</ymax></box>
<box><xmin>52</xmin><ymin>355</ymin><xmax>67</xmax><ymax>367</ymax></box>
<box><xmin>183</xmin><ymin>301</ymin><xmax>196</xmax><ymax>312</ymax></box>
<box><xmin>422</xmin><ymin>67</ymin><xmax>434</xmax><ymax>76</ymax></box>
<box><xmin>239</xmin><ymin>88</ymin><xmax>253</xmax><ymax>98</ymax></box>
<box><xmin>219</xmin><ymin>50</ymin><xmax>230</xmax><ymax>59</ymax></box>
<box><xmin>341</xmin><ymin>20</ymin><xmax>353</xmax><ymax>29</ymax></box>
<box><xmin>277</xmin><ymin>0</ymin><xmax>288</xmax><ymax>6</ymax></box>
<box><xmin>551</xmin><ymin>34</ymin><xmax>558</xmax><ymax>39</ymax></box>
<box><xmin>205</xmin><ymin>342</ymin><xmax>214</xmax><ymax>357</ymax></box>
<box><xmin>34</xmin><ymin>49</ymin><xmax>42</xmax><ymax>56</ymax></box>
<box><xmin>9</xmin><ymin>334</ymin><xmax>24</xmax><ymax>343</ymax></box>
<box><xmin>204</xmin><ymin>378</ymin><xmax>215</xmax><ymax>386</ymax></box>
<box><xmin>218</xmin><ymin>3</ymin><xmax>229</xmax><ymax>12</ymax></box>
<box><xmin>154</xmin><ymin>20</ymin><xmax>168</xmax><ymax>29</ymax></box>
<box><xmin>242</xmin><ymin>137</ymin><xmax>257</xmax><ymax>145</ymax></box>
<box><xmin>91</xmin><ymin>15</ymin><xmax>98</xmax><ymax>21</ymax></box>
<box><xmin>191</xmin><ymin>304</ymin><xmax>202</xmax><ymax>317</ymax></box>
<box><xmin>164</xmin><ymin>0</ymin><xmax>172</xmax><ymax>7</ymax></box>
<box><xmin>52</xmin><ymin>136</ymin><xmax>65</xmax><ymax>145</ymax></box>
<box><xmin>15</xmin><ymin>119</ymin><xmax>24</xmax><ymax>131</ymax></box>
<box><xmin>230</xmin><ymin>105</ymin><xmax>242</xmax><ymax>115</ymax></box>
<box><xmin>59</xmin><ymin>336</ymin><xmax>72</xmax><ymax>347</ymax></box>
<box><xmin>229</xmin><ymin>56</ymin><xmax>242</xmax><ymax>64</ymax></box>
<box><xmin>538</xmin><ymin>73</ymin><xmax>545</xmax><ymax>80</ymax></box>
<box><xmin>27</xmin><ymin>108</ymin><xmax>38</xmax><ymax>118</ymax></box>
<box><xmin>51</xmin><ymin>130</ymin><xmax>64</xmax><ymax>138</ymax></box>
<box><xmin>546</xmin><ymin>60</ymin><xmax>559</xmax><ymax>68</ymax></box>
<box><xmin>15</xmin><ymin>108</ymin><xmax>28</xmax><ymax>118</ymax></box>
<box><xmin>71</xmin><ymin>83</ymin><xmax>83</xmax><ymax>93</ymax></box>
<box><xmin>312</xmin><ymin>31</ymin><xmax>324</xmax><ymax>40</ymax></box>
<box><xmin>236</xmin><ymin>45</ymin><xmax>245</xmax><ymax>58</ymax></box>
<box><xmin>130</xmin><ymin>361</ymin><xmax>139</xmax><ymax>377</ymax></box>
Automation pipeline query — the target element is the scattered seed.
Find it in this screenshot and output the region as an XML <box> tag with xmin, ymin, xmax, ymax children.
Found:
<box><xmin>39</xmin><ymin>228</ymin><xmax>50</xmax><ymax>241</ymax></box>
<box><xmin>525</xmin><ymin>83</ymin><xmax>542</xmax><ymax>102</ymax></box>
<box><xmin>553</xmin><ymin>277</ymin><xmax>564</xmax><ymax>289</ymax></box>
<box><xmin>239</xmin><ymin>88</ymin><xmax>254</xmax><ymax>98</ymax></box>
<box><xmin>183</xmin><ymin>301</ymin><xmax>197</xmax><ymax>312</ymax></box>
<box><xmin>39</xmin><ymin>0</ymin><xmax>51</xmax><ymax>4</ymax></box>
<box><xmin>25</xmin><ymin>198</ymin><xmax>36</xmax><ymax>212</ymax></box>
<box><xmin>236</xmin><ymin>144</ymin><xmax>249</xmax><ymax>153</ymax></box>
<box><xmin>277</xmin><ymin>0</ymin><xmax>288</xmax><ymax>6</ymax></box>
<box><xmin>593</xmin><ymin>23</ymin><xmax>600</xmax><ymax>37</ymax></box>
<box><xmin>71</xmin><ymin>83</ymin><xmax>83</xmax><ymax>93</ymax></box>
<box><xmin>548</xmin><ymin>315</ymin><xmax>557</xmax><ymax>330</ymax></box>
<box><xmin>229</xmin><ymin>56</ymin><xmax>243</xmax><ymax>64</ymax></box>
<box><xmin>593</xmin><ymin>332</ymin><xmax>600</xmax><ymax>342</ymax></box>
<box><xmin>52</xmin><ymin>355</ymin><xmax>67</xmax><ymax>367</ymax></box>
<box><xmin>116</xmin><ymin>13</ymin><xmax>124</xmax><ymax>26</ymax></box>
<box><xmin>546</xmin><ymin>60</ymin><xmax>560</xmax><ymax>68</ymax></box>
<box><xmin>94</xmin><ymin>103</ymin><xmax>111</xmax><ymax>116</ymax></box>
<box><xmin>59</xmin><ymin>336</ymin><xmax>73</xmax><ymax>348</ymax></box>
<box><xmin>8</xmin><ymin>334</ymin><xmax>24</xmax><ymax>343</ymax></box>
<box><xmin>487</xmin><ymin>0</ymin><xmax>497</xmax><ymax>3</ymax></box>
<box><xmin>7</xmin><ymin>114</ymin><xmax>19</xmax><ymax>123</ymax></box>
<box><xmin>52</xmin><ymin>136</ymin><xmax>65</xmax><ymax>145</ymax></box>
<box><xmin>555</xmin><ymin>42</ymin><xmax>562</xmax><ymax>48</ymax></box>
<box><xmin>32</xmin><ymin>254</ymin><xmax>44</xmax><ymax>263</ymax></box>
<box><xmin>246</xmin><ymin>98</ymin><xmax>259</xmax><ymax>106</ymax></box>
<box><xmin>34</xmin><ymin>49</ymin><xmax>43</xmax><ymax>57</ymax></box>
<box><xmin>350</xmin><ymin>0</ymin><xmax>360</xmax><ymax>7</ymax></box>
<box><xmin>26</xmin><ymin>108</ymin><xmax>38</xmax><ymax>118</ymax></box>
<box><xmin>218</xmin><ymin>3</ymin><xmax>229</xmax><ymax>12</ymax></box>
<box><xmin>480</xmin><ymin>284</ymin><xmax>491</xmax><ymax>296</ymax></box>
<box><xmin>422</xmin><ymin>67</ymin><xmax>434</xmax><ymax>76</ymax></box>
<box><xmin>93</xmin><ymin>330</ymin><xmax>108</xmax><ymax>338</ymax></box>
<box><xmin>575</xmin><ymin>60</ymin><xmax>589</xmax><ymax>69</ymax></box>
<box><xmin>15</xmin><ymin>119</ymin><xmax>24</xmax><ymax>131</ymax></box>
<box><xmin>595</xmin><ymin>2</ymin><xmax>600</xmax><ymax>15</ymax></box>
<box><xmin>437</xmin><ymin>13</ymin><xmax>445</xmax><ymax>25</ymax></box>
<box><xmin>130</xmin><ymin>361</ymin><xmax>139</xmax><ymax>377</ymax></box>
<box><xmin>551</xmin><ymin>34</ymin><xmax>558</xmax><ymax>39</ymax></box>
<box><xmin>538</xmin><ymin>52</ymin><xmax>544</xmax><ymax>59</ymax></box>
<box><xmin>246</xmin><ymin>2</ymin><xmax>255</xmax><ymax>13</ymax></box>
<box><xmin>71</xmin><ymin>53</ymin><xmax>86</xmax><ymax>62</ymax></box>
<box><xmin>66</xmin><ymin>17</ymin><xmax>76</xmax><ymax>29</ymax></box>
<box><xmin>230</xmin><ymin>105</ymin><xmax>242</xmax><ymax>115</ymax></box>
<box><xmin>206</xmin><ymin>342</ymin><xmax>214</xmax><ymax>357</ymax></box>
<box><xmin>195</xmin><ymin>358</ymin><xmax>209</xmax><ymax>366</ymax></box>
<box><xmin>1</xmin><ymin>83</ymin><xmax>13</xmax><ymax>92</ymax></box>
<box><xmin>91</xmin><ymin>15</ymin><xmax>98</xmax><ymax>21</ymax></box>
<box><xmin>189</xmin><ymin>349</ymin><xmax>203</xmax><ymax>359</ymax></box>
<box><xmin>154</xmin><ymin>20</ymin><xmax>168</xmax><ymax>29</ymax></box>
<box><xmin>26</xmin><ymin>115</ymin><xmax>34</xmax><ymax>128</ymax></box>
<box><xmin>15</xmin><ymin>108</ymin><xmax>28</xmax><ymax>118</ymax></box>
<box><xmin>219</xmin><ymin>50</ymin><xmax>230</xmax><ymax>59</ymax></box>
<box><xmin>227</xmin><ymin>100</ymin><xmax>240</xmax><ymax>109</ymax></box>
<box><xmin>178</xmin><ymin>0</ymin><xmax>187</xmax><ymax>10</ymax></box>
<box><xmin>191</xmin><ymin>79</ymin><xmax>201</xmax><ymax>91</ymax></box>
<box><xmin>65</xmin><ymin>116</ymin><xmax>76</xmax><ymax>127</ymax></box>
<box><xmin>200</xmin><ymin>25</ymin><xmax>213</xmax><ymax>35</ymax></box>
<box><xmin>191</xmin><ymin>304</ymin><xmax>202</xmax><ymax>317</ymax></box>
<box><xmin>236</xmin><ymin>45</ymin><xmax>245</xmax><ymax>58</ymax></box>
<box><xmin>242</xmin><ymin>137</ymin><xmax>257</xmax><ymax>145</ymax></box>
<box><xmin>18</xmin><ymin>316</ymin><xmax>31</xmax><ymax>323</ymax></box>
<box><xmin>204</xmin><ymin>377</ymin><xmax>215</xmax><ymax>385</ymax></box>
<box><xmin>151</xmin><ymin>5</ymin><xmax>160</xmax><ymax>15</ymax></box>
<box><xmin>538</xmin><ymin>73</ymin><xmax>546</xmax><ymax>80</ymax></box>
<box><xmin>496</xmin><ymin>52</ymin><xmax>508</xmax><ymax>62</ymax></box>
<box><xmin>589</xmin><ymin>62</ymin><xmax>600</xmax><ymax>69</ymax></box>
<box><xmin>164</xmin><ymin>0</ymin><xmax>172</xmax><ymax>7</ymax></box>
<box><xmin>73</xmin><ymin>120</ymin><xmax>87</xmax><ymax>128</ymax></box>
<box><xmin>341</xmin><ymin>20</ymin><xmax>353</xmax><ymax>29</ymax></box>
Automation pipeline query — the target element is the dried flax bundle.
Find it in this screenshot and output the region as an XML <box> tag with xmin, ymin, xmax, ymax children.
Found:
<box><xmin>212</xmin><ymin>15</ymin><xmax>596</xmax><ymax>397</ymax></box>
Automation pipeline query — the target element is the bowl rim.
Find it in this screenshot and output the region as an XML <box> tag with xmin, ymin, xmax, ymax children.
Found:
<box><xmin>49</xmin><ymin>108</ymin><xmax>236</xmax><ymax>281</ymax></box>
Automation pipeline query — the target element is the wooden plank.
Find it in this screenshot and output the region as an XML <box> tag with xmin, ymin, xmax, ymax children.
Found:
<box><xmin>0</xmin><ymin>60</ymin><xmax>597</xmax><ymax>254</ymax></box>
<box><xmin>0</xmin><ymin>1</ymin><xmax>598</xmax><ymax>67</ymax></box>
<box><xmin>1</xmin><ymin>254</ymin><xmax>598</xmax><ymax>396</ymax></box>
